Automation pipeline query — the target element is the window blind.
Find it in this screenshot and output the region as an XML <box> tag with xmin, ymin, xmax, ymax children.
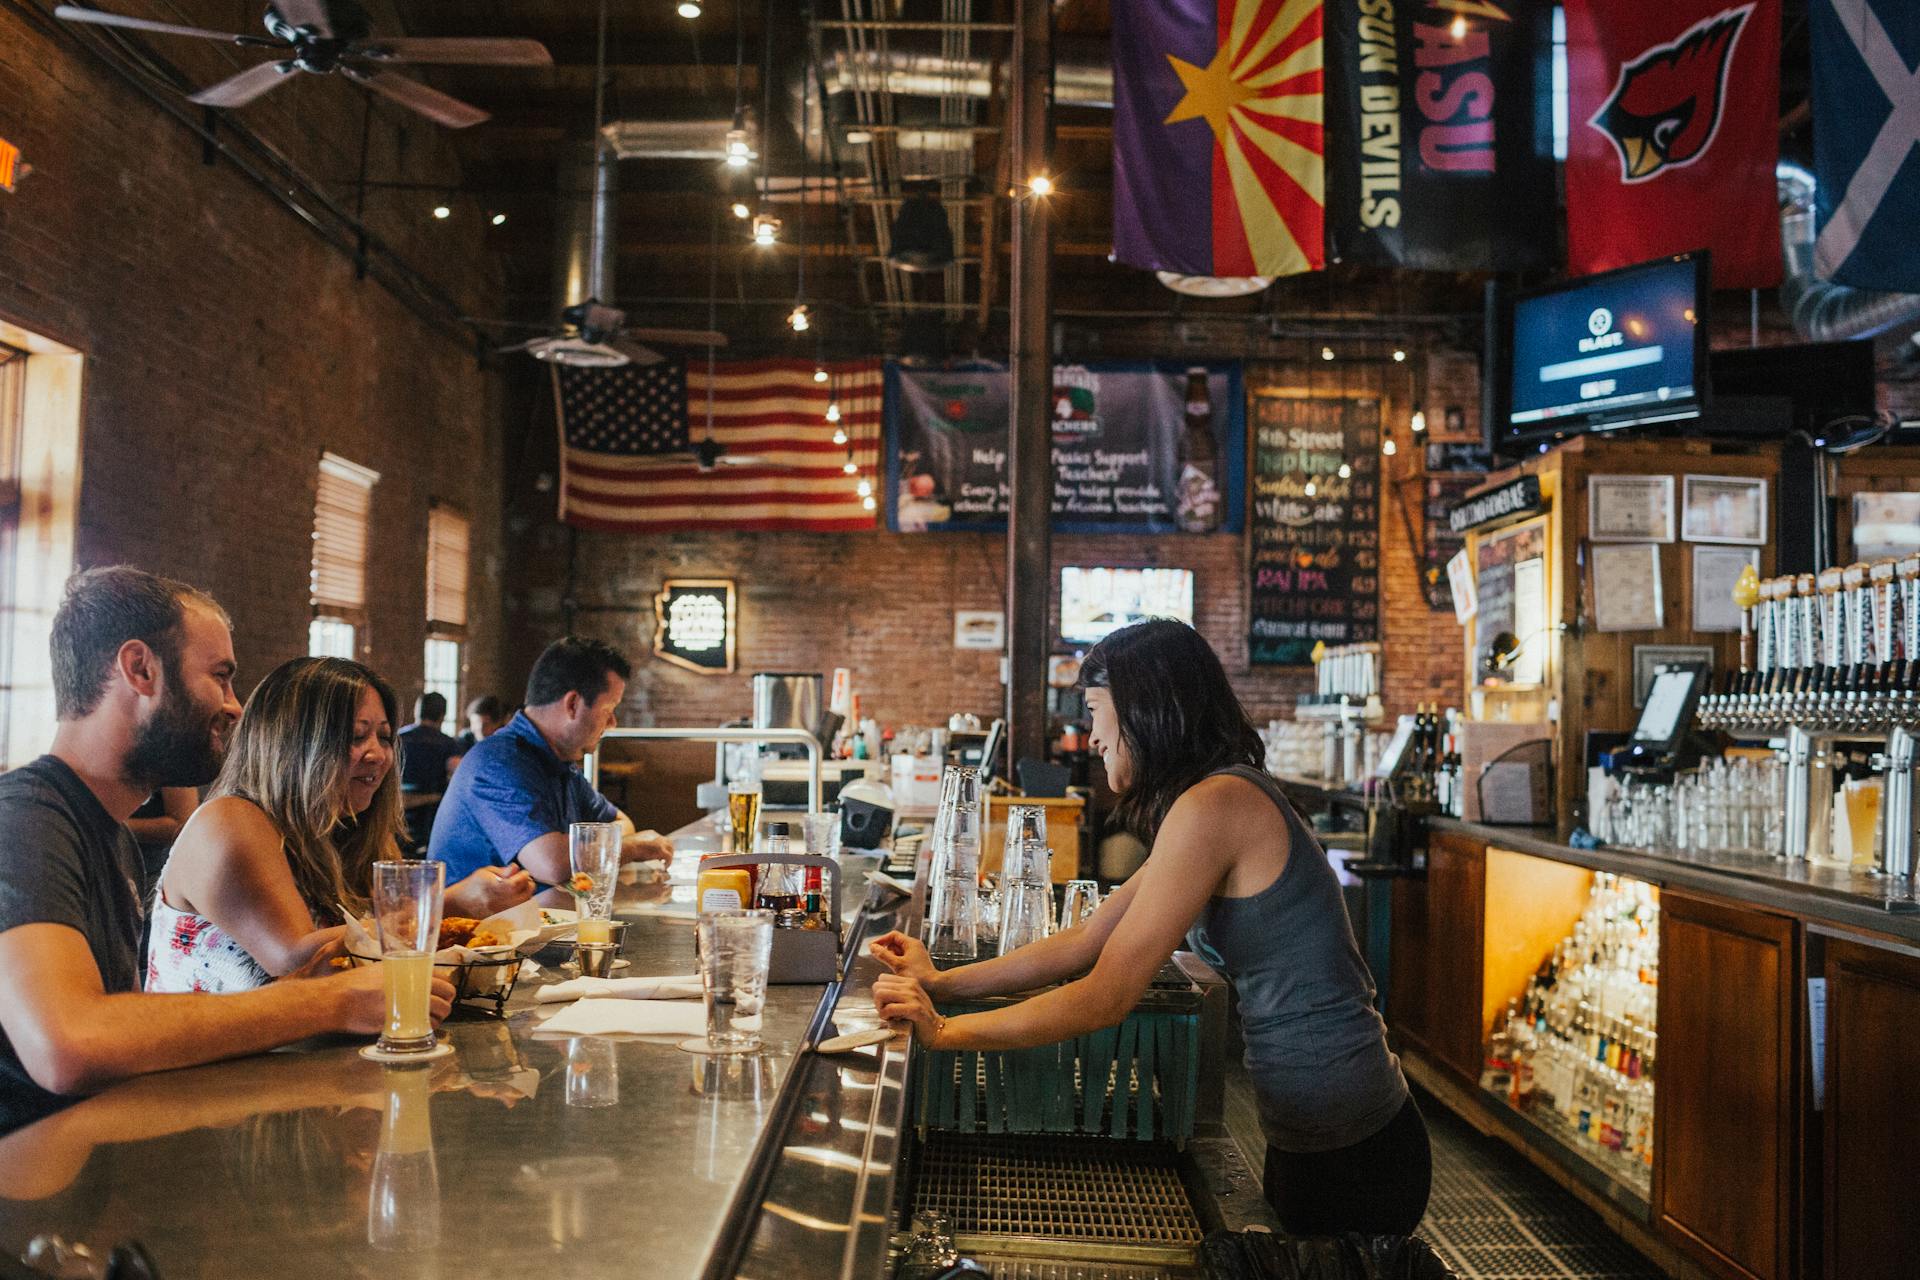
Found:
<box><xmin>426</xmin><ymin>505</ymin><xmax>469</xmax><ymax>630</ymax></box>
<box><xmin>311</xmin><ymin>452</ymin><xmax>378</xmax><ymax>614</ymax></box>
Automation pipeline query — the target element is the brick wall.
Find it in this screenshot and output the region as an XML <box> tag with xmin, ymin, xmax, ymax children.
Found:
<box><xmin>0</xmin><ymin>6</ymin><xmax>508</xmax><ymax>708</ymax></box>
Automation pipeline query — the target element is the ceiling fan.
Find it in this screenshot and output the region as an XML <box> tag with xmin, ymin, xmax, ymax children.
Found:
<box><xmin>53</xmin><ymin>0</ymin><xmax>550</xmax><ymax>128</ymax></box>
<box><xmin>491</xmin><ymin>301</ymin><xmax>730</xmax><ymax>370</ymax></box>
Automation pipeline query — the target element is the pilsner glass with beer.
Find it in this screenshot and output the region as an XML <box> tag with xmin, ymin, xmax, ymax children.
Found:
<box><xmin>368</xmin><ymin>859</ymin><xmax>446</xmax><ymax>1059</ymax></box>
<box><xmin>727</xmin><ymin>758</ymin><xmax>763</xmax><ymax>857</ymax></box>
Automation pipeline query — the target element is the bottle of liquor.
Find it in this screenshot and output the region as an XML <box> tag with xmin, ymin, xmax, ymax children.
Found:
<box><xmin>758</xmin><ymin>821</ymin><xmax>802</xmax><ymax>921</ymax></box>
<box><xmin>1174</xmin><ymin>367</ymin><xmax>1222</xmax><ymax>533</ymax></box>
<box><xmin>1442</xmin><ymin>727</ymin><xmax>1463</xmax><ymax>817</ymax></box>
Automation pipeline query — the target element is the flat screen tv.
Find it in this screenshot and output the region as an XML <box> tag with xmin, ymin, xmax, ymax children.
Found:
<box><xmin>1059</xmin><ymin>567</ymin><xmax>1194</xmax><ymax>645</ymax></box>
<box><xmin>1504</xmin><ymin>252</ymin><xmax>1711</xmax><ymax>444</ymax></box>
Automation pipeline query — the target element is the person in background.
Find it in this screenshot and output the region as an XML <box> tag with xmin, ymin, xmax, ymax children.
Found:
<box><xmin>870</xmin><ymin>619</ymin><xmax>1431</xmax><ymax>1239</ymax></box>
<box><xmin>396</xmin><ymin>691</ymin><xmax>462</xmax><ymax>849</ymax></box>
<box><xmin>456</xmin><ymin>694</ymin><xmax>507</xmax><ymax>754</ymax></box>
<box><xmin>428</xmin><ymin>637</ymin><xmax>673</xmax><ymax>887</ymax></box>
<box><xmin>0</xmin><ymin>567</ymin><xmax>440</xmax><ymax>1138</ymax></box>
<box><xmin>149</xmin><ymin>657</ymin><xmax>533</xmax><ymax>995</ymax></box>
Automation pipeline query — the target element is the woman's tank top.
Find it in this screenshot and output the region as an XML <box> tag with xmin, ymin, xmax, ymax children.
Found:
<box><xmin>1183</xmin><ymin>765</ymin><xmax>1409</xmax><ymax>1152</ymax></box>
<box><xmin>145</xmin><ymin>894</ymin><xmax>277</xmax><ymax>993</ymax></box>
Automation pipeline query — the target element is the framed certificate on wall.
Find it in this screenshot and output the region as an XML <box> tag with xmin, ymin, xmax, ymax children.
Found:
<box><xmin>1589</xmin><ymin>475</ymin><xmax>1676</xmax><ymax>543</ymax></box>
<box><xmin>1591</xmin><ymin>543</ymin><xmax>1665</xmax><ymax>632</ymax></box>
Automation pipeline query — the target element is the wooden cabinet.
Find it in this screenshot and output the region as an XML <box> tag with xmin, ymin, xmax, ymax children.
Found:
<box><xmin>1656</xmin><ymin>891</ymin><xmax>1799</xmax><ymax>1280</ymax></box>
<box><xmin>1822</xmin><ymin>937</ymin><xmax>1920</xmax><ymax>1280</ymax></box>
<box><xmin>1387</xmin><ymin>873</ymin><xmax>1430</xmax><ymax>1051</ymax></box>
<box><xmin>1423</xmin><ymin>832</ymin><xmax>1487</xmax><ymax>1084</ymax></box>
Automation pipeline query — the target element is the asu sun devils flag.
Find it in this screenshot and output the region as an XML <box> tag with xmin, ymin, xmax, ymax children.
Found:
<box><xmin>1325</xmin><ymin>1</ymin><xmax>1556</xmax><ymax>270</ymax></box>
<box><xmin>555</xmin><ymin>359</ymin><xmax>883</xmax><ymax>533</ymax></box>
<box><xmin>1811</xmin><ymin>0</ymin><xmax>1920</xmax><ymax>292</ymax></box>
<box><xmin>1565</xmin><ymin>0</ymin><xmax>1783</xmax><ymax>287</ymax></box>
<box><xmin>1112</xmin><ymin>0</ymin><xmax>1326</xmax><ymax>278</ymax></box>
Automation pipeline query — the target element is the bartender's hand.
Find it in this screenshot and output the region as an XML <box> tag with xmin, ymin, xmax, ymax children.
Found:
<box><xmin>872</xmin><ymin>974</ymin><xmax>944</xmax><ymax>1047</ymax></box>
<box><xmin>328</xmin><ymin>965</ymin><xmax>455</xmax><ymax>1035</ymax></box>
<box><xmin>868</xmin><ymin>931</ymin><xmax>942</xmax><ymax>994</ymax></box>
<box><xmin>621</xmin><ymin>829</ymin><xmax>674</xmax><ymax>863</ymax></box>
<box><xmin>446</xmin><ymin>863</ymin><xmax>536</xmax><ymax>917</ymax></box>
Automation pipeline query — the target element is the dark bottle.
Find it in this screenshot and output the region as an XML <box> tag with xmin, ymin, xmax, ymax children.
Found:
<box><xmin>1174</xmin><ymin>367</ymin><xmax>1221</xmax><ymax>533</ymax></box>
<box><xmin>757</xmin><ymin>821</ymin><xmax>802</xmax><ymax>918</ymax></box>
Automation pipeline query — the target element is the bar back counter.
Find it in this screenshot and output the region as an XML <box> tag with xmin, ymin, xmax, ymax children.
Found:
<box><xmin>0</xmin><ymin>816</ymin><xmax>1267</xmax><ymax>1280</ymax></box>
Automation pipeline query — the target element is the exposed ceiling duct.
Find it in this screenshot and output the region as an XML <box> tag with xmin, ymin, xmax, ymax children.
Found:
<box><xmin>553</xmin><ymin>139</ymin><xmax>618</xmax><ymax>313</ymax></box>
<box><xmin>1777</xmin><ymin>159</ymin><xmax>1920</xmax><ymax>345</ymax></box>
<box><xmin>601</xmin><ymin>118</ymin><xmax>744</xmax><ymax>162</ymax></box>
<box><xmin>818</xmin><ymin>39</ymin><xmax>1112</xmax><ymax>108</ymax></box>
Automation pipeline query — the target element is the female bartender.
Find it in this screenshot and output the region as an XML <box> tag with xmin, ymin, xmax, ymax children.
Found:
<box><xmin>871</xmin><ymin>619</ymin><xmax>1431</xmax><ymax>1238</ymax></box>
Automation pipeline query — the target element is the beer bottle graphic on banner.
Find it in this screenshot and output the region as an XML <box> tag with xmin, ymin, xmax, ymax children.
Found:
<box><xmin>1176</xmin><ymin>367</ymin><xmax>1222</xmax><ymax>533</ymax></box>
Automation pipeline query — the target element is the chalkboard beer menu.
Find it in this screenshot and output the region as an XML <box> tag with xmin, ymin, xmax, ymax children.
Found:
<box><xmin>1248</xmin><ymin>393</ymin><xmax>1381</xmax><ymax>665</ymax></box>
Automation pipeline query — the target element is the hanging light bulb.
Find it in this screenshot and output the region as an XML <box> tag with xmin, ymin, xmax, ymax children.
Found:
<box><xmin>1338</xmin><ymin>462</ymin><xmax>1352</xmax><ymax>479</ymax></box>
<box><xmin>751</xmin><ymin>213</ymin><xmax>780</xmax><ymax>246</ymax></box>
<box><xmin>1392</xmin><ymin>348</ymin><xmax>1407</xmax><ymax>362</ymax></box>
<box><xmin>1027</xmin><ymin>173</ymin><xmax>1054</xmax><ymax>197</ymax></box>
<box><xmin>1304</xmin><ymin>479</ymin><xmax>1318</xmax><ymax>497</ymax></box>
<box><xmin>856</xmin><ymin>478</ymin><xmax>873</xmax><ymax>498</ymax></box>
<box><xmin>1382</xmin><ymin>432</ymin><xmax>1398</xmax><ymax>457</ymax></box>
<box><xmin>490</xmin><ymin>212</ymin><xmax>506</xmax><ymax>226</ymax></box>
<box><xmin>1410</xmin><ymin>410</ymin><xmax>1428</xmax><ymax>434</ymax></box>
<box><xmin>862</xmin><ymin>494</ymin><xmax>877</xmax><ymax>511</ymax></box>
<box><xmin>432</xmin><ymin>203</ymin><xmax>451</xmax><ymax>220</ymax></box>
<box><xmin>724</xmin><ymin>132</ymin><xmax>751</xmax><ymax>168</ymax></box>
<box><xmin>842</xmin><ymin>458</ymin><xmax>858</xmax><ymax>476</ymax></box>
<box><xmin>813</xmin><ymin>366</ymin><xmax>828</xmax><ymax>383</ymax></box>
<box><xmin>1320</xmin><ymin>345</ymin><xmax>1335</xmax><ymax>361</ymax></box>
<box><xmin>825</xmin><ymin>401</ymin><xmax>842</xmax><ymax>423</ymax></box>
<box><xmin>788</xmin><ymin>304</ymin><xmax>810</xmax><ymax>333</ymax></box>
<box><xmin>1450</xmin><ymin>15</ymin><xmax>1467</xmax><ymax>38</ymax></box>
<box><xmin>832</xmin><ymin>427</ymin><xmax>848</xmax><ymax>446</ymax></box>
<box><xmin>731</xmin><ymin>201</ymin><xmax>750</xmax><ymax>219</ymax></box>
<box><xmin>678</xmin><ymin>1</ymin><xmax>703</xmax><ymax>20</ymax></box>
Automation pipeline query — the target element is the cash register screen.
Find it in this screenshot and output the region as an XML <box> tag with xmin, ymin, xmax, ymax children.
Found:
<box><xmin>1631</xmin><ymin>668</ymin><xmax>1701</xmax><ymax>749</ymax></box>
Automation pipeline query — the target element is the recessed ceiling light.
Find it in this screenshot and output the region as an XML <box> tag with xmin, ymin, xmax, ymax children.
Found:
<box><xmin>490</xmin><ymin>212</ymin><xmax>506</xmax><ymax>226</ymax></box>
<box><xmin>432</xmin><ymin>204</ymin><xmax>451</xmax><ymax>220</ymax></box>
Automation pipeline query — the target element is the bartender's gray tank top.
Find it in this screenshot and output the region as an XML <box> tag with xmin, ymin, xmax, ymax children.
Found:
<box><xmin>1182</xmin><ymin>765</ymin><xmax>1409</xmax><ymax>1152</ymax></box>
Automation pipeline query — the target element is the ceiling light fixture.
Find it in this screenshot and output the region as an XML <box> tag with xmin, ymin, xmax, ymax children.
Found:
<box><xmin>825</xmin><ymin>401</ymin><xmax>842</xmax><ymax>424</ymax></box>
<box><xmin>724</xmin><ymin>128</ymin><xmax>751</xmax><ymax>169</ymax></box>
<box><xmin>678</xmin><ymin>1</ymin><xmax>703</xmax><ymax>19</ymax></box>
<box><xmin>845</xmin><ymin>129</ymin><xmax>873</xmax><ymax>145</ymax></box>
<box><xmin>1450</xmin><ymin>16</ymin><xmax>1467</xmax><ymax>38</ymax></box>
<box><xmin>1382</xmin><ymin>431</ymin><xmax>1398</xmax><ymax>457</ymax></box>
<box><xmin>1304</xmin><ymin>479</ymin><xmax>1317</xmax><ymax>497</ymax></box>
<box><xmin>788</xmin><ymin>304</ymin><xmax>810</xmax><ymax>333</ymax></box>
<box><xmin>1338</xmin><ymin>462</ymin><xmax>1352</xmax><ymax>479</ymax></box>
<box><xmin>1410</xmin><ymin>410</ymin><xmax>1428</xmax><ymax>434</ymax></box>
<box><xmin>842</xmin><ymin>458</ymin><xmax>858</xmax><ymax>476</ymax></box>
<box><xmin>432</xmin><ymin>203</ymin><xmax>451</xmax><ymax>220</ymax></box>
<box><xmin>1321</xmin><ymin>346</ymin><xmax>1336</xmax><ymax>361</ymax></box>
<box><xmin>1392</xmin><ymin>348</ymin><xmax>1406</xmax><ymax>362</ymax></box>
<box><xmin>856</xmin><ymin>478</ymin><xmax>872</xmax><ymax>498</ymax></box>
<box><xmin>862</xmin><ymin>494</ymin><xmax>877</xmax><ymax>512</ymax></box>
<box><xmin>490</xmin><ymin>212</ymin><xmax>506</xmax><ymax>226</ymax></box>
<box><xmin>832</xmin><ymin>427</ymin><xmax>848</xmax><ymax>446</ymax></box>
<box><xmin>731</xmin><ymin>201</ymin><xmax>750</xmax><ymax>219</ymax></box>
<box><xmin>751</xmin><ymin>213</ymin><xmax>780</xmax><ymax>246</ymax></box>
<box><xmin>813</xmin><ymin>366</ymin><xmax>828</xmax><ymax>383</ymax></box>
<box><xmin>1027</xmin><ymin>173</ymin><xmax>1054</xmax><ymax>197</ymax></box>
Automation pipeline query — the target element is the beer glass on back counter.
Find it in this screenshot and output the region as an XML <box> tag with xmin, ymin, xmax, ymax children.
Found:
<box><xmin>728</xmin><ymin>752</ymin><xmax>763</xmax><ymax>856</ymax></box>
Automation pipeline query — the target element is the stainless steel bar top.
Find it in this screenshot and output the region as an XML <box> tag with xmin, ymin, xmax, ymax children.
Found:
<box><xmin>0</xmin><ymin>815</ymin><xmax>905</xmax><ymax>1280</ymax></box>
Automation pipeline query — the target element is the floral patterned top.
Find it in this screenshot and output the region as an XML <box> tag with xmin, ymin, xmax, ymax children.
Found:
<box><xmin>145</xmin><ymin>895</ymin><xmax>276</xmax><ymax>993</ymax></box>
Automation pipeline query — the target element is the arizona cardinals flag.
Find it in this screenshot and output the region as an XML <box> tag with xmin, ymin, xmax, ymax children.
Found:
<box><xmin>1111</xmin><ymin>0</ymin><xmax>1326</xmax><ymax>278</ymax></box>
<box><xmin>1325</xmin><ymin>1</ymin><xmax>1557</xmax><ymax>270</ymax></box>
<box><xmin>1565</xmin><ymin>0</ymin><xmax>1783</xmax><ymax>286</ymax></box>
<box><xmin>1810</xmin><ymin>0</ymin><xmax>1920</xmax><ymax>292</ymax></box>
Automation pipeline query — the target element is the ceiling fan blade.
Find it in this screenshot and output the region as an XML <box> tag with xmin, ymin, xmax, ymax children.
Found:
<box><xmin>624</xmin><ymin>327</ymin><xmax>731</xmax><ymax>348</ymax></box>
<box><xmin>347</xmin><ymin>37</ymin><xmax>552</xmax><ymax>67</ymax></box>
<box><xmin>343</xmin><ymin>68</ymin><xmax>489</xmax><ymax>129</ymax></box>
<box><xmin>188</xmin><ymin>61</ymin><xmax>298</xmax><ymax>108</ymax></box>
<box><xmin>270</xmin><ymin>0</ymin><xmax>333</xmax><ymax>38</ymax></box>
<box><xmin>492</xmin><ymin>337</ymin><xmax>549</xmax><ymax>355</ymax></box>
<box><xmin>53</xmin><ymin>6</ymin><xmax>264</xmax><ymax>43</ymax></box>
<box><xmin>610</xmin><ymin>339</ymin><xmax>665</xmax><ymax>366</ymax></box>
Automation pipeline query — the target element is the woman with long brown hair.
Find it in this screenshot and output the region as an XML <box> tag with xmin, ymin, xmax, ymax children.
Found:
<box><xmin>148</xmin><ymin>657</ymin><xmax>532</xmax><ymax>993</ymax></box>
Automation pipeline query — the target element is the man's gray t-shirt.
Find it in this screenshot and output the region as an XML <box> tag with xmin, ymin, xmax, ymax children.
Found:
<box><xmin>0</xmin><ymin>755</ymin><xmax>146</xmax><ymax>1135</ymax></box>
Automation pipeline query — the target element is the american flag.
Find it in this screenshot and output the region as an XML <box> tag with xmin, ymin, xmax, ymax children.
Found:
<box><xmin>555</xmin><ymin>358</ymin><xmax>884</xmax><ymax>532</ymax></box>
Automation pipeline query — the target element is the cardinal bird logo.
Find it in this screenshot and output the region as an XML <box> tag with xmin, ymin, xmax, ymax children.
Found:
<box><xmin>1590</xmin><ymin>4</ymin><xmax>1753</xmax><ymax>183</ymax></box>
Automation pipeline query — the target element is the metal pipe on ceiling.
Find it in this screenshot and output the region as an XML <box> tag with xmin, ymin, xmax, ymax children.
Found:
<box><xmin>1777</xmin><ymin>160</ymin><xmax>1920</xmax><ymax>344</ymax></box>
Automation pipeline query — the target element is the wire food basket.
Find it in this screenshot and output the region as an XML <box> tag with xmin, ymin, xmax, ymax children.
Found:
<box><xmin>344</xmin><ymin>952</ymin><xmax>524</xmax><ymax>1016</ymax></box>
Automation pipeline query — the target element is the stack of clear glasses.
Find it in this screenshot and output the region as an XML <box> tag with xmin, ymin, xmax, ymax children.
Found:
<box><xmin>1599</xmin><ymin>756</ymin><xmax>1786</xmax><ymax>857</ymax></box>
<box><xmin>996</xmin><ymin>805</ymin><xmax>1055</xmax><ymax>954</ymax></box>
<box><xmin>926</xmin><ymin>766</ymin><xmax>983</xmax><ymax>961</ymax></box>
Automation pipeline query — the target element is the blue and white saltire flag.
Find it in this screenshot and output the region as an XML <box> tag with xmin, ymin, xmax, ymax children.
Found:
<box><xmin>1811</xmin><ymin>0</ymin><xmax>1920</xmax><ymax>290</ymax></box>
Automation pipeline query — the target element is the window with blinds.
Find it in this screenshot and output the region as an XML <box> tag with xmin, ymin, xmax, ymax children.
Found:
<box><xmin>426</xmin><ymin>505</ymin><xmax>469</xmax><ymax>633</ymax></box>
<box><xmin>310</xmin><ymin>452</ymin><xmax>378</xmax><ymax>656</ymax></box>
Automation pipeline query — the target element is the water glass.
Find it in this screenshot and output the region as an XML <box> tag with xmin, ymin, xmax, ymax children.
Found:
<box><xmin>370</xmin><ymin>860</ymin><xmax>446</xmax><ymax>1057</ymax></box>
<box><xmin>696</xmin><ymin>910</ymin><xmax>775</xmax><ymax>1053</ymax></box>
<box><xmin>927</xmin><ymin>767</ymin><xmax>983</xmax><ymax>961</ymax></box>
<box><xmin>366</xmin><ymin>1064</ymin><xmax>440</xmax><ymax>1251</ymax></box>
<box><xmin>569</xmin><ymin>821</ymin><xmax>621</xmax><ymax>923</ymax></box>
<box><xmin>802</xmin><ymin>811</ymin><xmax>840</xmax><ymax>860</ymax></box>
<box><xmin>1061</xmin><ymin>879</ymin><xmax>1100</xmax><ymax>932</ymax></box>
<box><xmin>565</xmin><ymin>1035</ymin><xmax>620</xmax><ymax>1108</ymax></box>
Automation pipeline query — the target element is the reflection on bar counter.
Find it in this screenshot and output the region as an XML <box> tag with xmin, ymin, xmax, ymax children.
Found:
<box><xmin>1481</xmin><ymin>873</ymin><xmax>1658</xmax><ymax>1195</ymax></box>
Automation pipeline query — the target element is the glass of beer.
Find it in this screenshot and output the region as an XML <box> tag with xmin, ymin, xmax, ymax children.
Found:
<box><xmin>727</xmin><ymin>764</ymin><xmax>763</xmax><ymax>857</ymax></box>
<box><xmin>369</xmin><ymin>859</ymin><xmax>445</xmax><ymax>1058</ymax></box>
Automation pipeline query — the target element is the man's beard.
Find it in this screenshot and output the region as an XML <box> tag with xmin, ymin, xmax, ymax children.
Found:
<box><xmin>125</xmin><ymin>678</ymin><xmax>226</xmax><ymax>789</ymax></box>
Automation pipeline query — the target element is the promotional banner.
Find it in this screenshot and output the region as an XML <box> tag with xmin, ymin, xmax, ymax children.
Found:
<box><xmin>1565</xmin><ymin>0</ymin><xmax>1783</xmax><ymax>287</ymax></box>
<box><xmin>1111</xmin><ymin>0</ymin><xmax>1326</xmax><ymax>278</ymax></box>
<box><xmin>887</xmin><ymin>363</ymin><xmax>1245</xmax><ymax>535</ymax></box>
<box><xmin>1811</xmin><ymin>0</ymin><xmax>1920</xmax><ymax>292</ymax></box>
<box><xmin>1325</xmin><ymin>0</ymin><xmax>1556</xmax><ymax>270</ymax></box>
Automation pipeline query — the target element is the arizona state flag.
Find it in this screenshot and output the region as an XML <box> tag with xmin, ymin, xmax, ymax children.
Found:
<box><xmin>1112</xmin><ymin>0</ymin><xmax>1326</xmax><ymax>278</ymax></box>
<box><xmin>1565</xmin><ymin>0</ymin><xmax>1783</xmax><ymax>287</ymax></box>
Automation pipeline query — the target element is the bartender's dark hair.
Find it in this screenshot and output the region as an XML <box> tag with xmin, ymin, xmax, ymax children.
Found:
<box><xmin>526</xmin><ymin>635</ymin><xmax>632</xmax><ymax>708</ymax></box>
<box><xmin>1080</xmin><ymin>619</ymin><xmax>1263</xmax><ymax>842</ymax></box>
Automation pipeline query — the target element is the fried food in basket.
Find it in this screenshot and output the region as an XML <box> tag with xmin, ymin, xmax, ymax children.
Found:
<box><xmin>467</xmin><ymin>928</ymin><xmax>508</xmax><ymax>949</ymax></box>
<box><xmin>437</xmin><ymin>916</ymin><xmax>482</xmax><ymax>949</ymax></box>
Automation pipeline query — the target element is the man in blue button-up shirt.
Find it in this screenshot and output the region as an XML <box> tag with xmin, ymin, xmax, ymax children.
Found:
<box><xmin>428</xmin><ymin>637</ymin><xmax>672</xmax><ymax>885</ymax></box>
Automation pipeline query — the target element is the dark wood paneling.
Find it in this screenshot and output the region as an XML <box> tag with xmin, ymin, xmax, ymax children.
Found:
<box><xmin>1389</xmin><ymin>872</ymin><xmax>1430</xmax><ymax>1050</ymax></box>
<box><xmin>1425</xmin><ymin>832</ymin><xmax>1486</xmax><ymax>1084</ymax></box>
<box><xmin>1823</xmin><ymin>937</ymin><xmax>1920</xmax><ymax>1280</ymax></box>
<box><xmin>1656</xmin><ymin>891</ymin><xmax>1798</xmax><ymax>1280</ymax></box>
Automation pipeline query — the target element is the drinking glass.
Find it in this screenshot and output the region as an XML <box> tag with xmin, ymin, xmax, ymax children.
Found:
<box><xmin>802</xmin><ymin>811</ymin><xmax>840</xmax><ymax>860</ymax></box>
<box><xmin>366</xmin><ymin>1063</ymin><xmax>440</xmax><ymax>1252</ymax></box>
<box><xmin>928</xmin><ymin>767</ymin><xmax>982</xmax><ymax>961</ymax></box>
<box><xmin>1060</xmin><ymin>879</ymin><xmax>1100</xmax><ymax>932</ymax></box>
<box><xmin>565</xmin><ymin>1035</ymin><xmax>620</xmax><ymax>1109</ymax></box>
<box><xmin>727</xmin><ymin>756</ymin><xmax>763</xmax><ymax>856</ymax></box>
<box><xmin>694</xmin><ymin>910</ymin><xmax>775</xmax><ymax>1053</ymax></box>
<box><xmin>369</xmin><ymin>860</ymin><xmax>445</xmax><ymax>1058</ymax></box>
<box><xmin>569</xmin><ymin>821</ymin><xmax>621</xmax><ymax>930</ymax></box>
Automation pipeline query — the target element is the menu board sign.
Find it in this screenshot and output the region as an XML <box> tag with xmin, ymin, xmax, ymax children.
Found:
<box><xmin>1248</xmin><ymin>393</ymin><xmax>1381</xmax><ymax>665</ymax></box>
<box><xmin>888</xmin><ymin>362</ymin><xmax>1244</xmax><ymax>534</ymax></box>
<box><xmin>1424</xmin><ymin>473</ymin><xmax>1486</xmax><ymax>611</ymax></box>
<box><xmin>652</xmin><ymin>579</ymin><xmax>736</xmax><ymax>675</ymax></box>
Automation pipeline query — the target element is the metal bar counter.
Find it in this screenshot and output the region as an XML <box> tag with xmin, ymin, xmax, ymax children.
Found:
<box><xmin>0</xmin><ymin>816</ymin><xmax>916</xmax><ymax>1280</ymax></box>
